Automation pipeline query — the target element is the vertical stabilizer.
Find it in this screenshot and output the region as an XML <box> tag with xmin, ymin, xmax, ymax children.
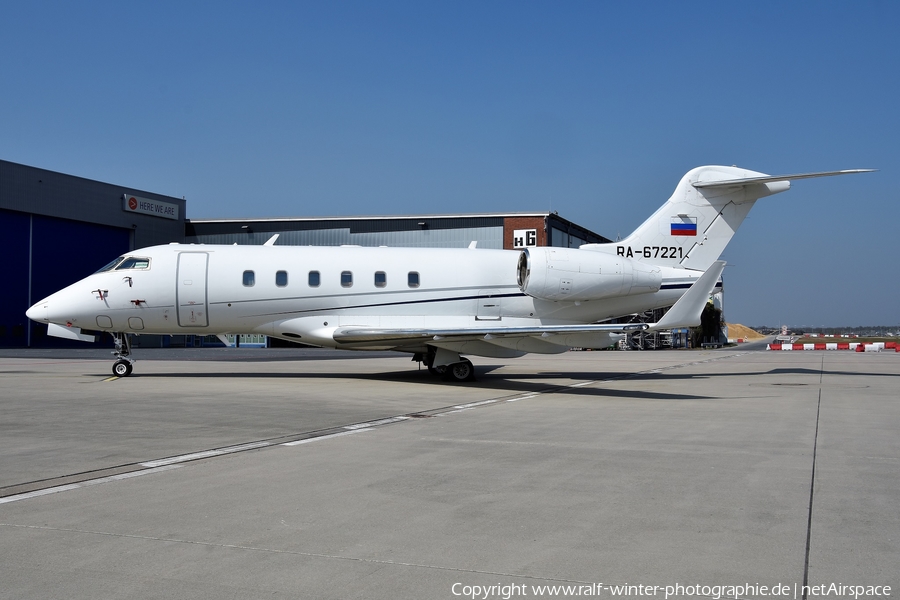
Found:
<box><xmin>582</xmin><ymin>166</ymin><xmax>790</xmax><ymax>271</ymax></box>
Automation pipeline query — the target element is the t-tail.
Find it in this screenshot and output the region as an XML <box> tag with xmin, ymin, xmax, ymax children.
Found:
<box><xmin>581</xmin><ymin>166</ymin><xmax>874</xmax><ymax>271</ymax></box>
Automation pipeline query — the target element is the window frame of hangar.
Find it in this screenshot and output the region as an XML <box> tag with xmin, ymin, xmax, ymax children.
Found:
<box><xmin>408</xmin><ymin>271</ymin><xmax>420</xmax><ymax>288</ymax></box>
<box><xmin>275</xmin><ymin>270</ymin><xmax>288</xmax><ymax>287</ymax></box>
<box><xmin>243</xmin><ymin>270</ymin><xmax>255</xmax><ymax>287</ymax></box>
<box><xmin>308</xmin><ymin>271</ymin><xmax>320</xmax><ymax>287</ymax></box>
<box><xmin>341</xmin><ymin>271</ymin><xmax>353</xmax><ymax>288</ymax></box>
<box><xmin>374</xmin><ymin>271</ymin><xmax>387</xmax><ymax>288</ymax></box>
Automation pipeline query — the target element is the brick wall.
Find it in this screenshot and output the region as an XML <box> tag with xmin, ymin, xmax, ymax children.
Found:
<box><xmin>503</xmin><ymin>216</ymin><xmax>546</xmax><ymax>249</ymax></box>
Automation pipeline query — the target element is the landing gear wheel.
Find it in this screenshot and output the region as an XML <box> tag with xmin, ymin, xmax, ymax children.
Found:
<box><xmin>443</xmin><ymin>359</ymin><xmax>475</xmax><ymax>382</ymax></box>
<box><xmin>112</xmin><ymin>360</ymin><xmax>133</xmax><ymax>377</ymax></box>
<box><xmin>110</xmin><ymin>332</ymin><xmax>135</xmax><ymax>377</ymax></box>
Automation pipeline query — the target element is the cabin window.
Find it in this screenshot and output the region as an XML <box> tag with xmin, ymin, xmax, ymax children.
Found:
<box><xmin>308</xmin><ymin>271</ymin><xmax>320</xmax><ymax>287</ymax></box>
<box><xmin>243</xmin><ymin>270</ymin><xmax>255</xmax><ymax>287</ymax></box>
<box><xmin>374</xmin><ymin>271</ymin><xmax>387</xmax><ymax>288</ymax></box>
<box><xmin>276</xmin><ymin>270</ymin><xmax>288</xmax><ymax>287</ymax></box>
<box><xmin>115</xmin><ymin>257</ymin><xmax>150</xmax><ymax>270</ymax></box>
<box><xmin>408</xmin><ymin>271</ymin><xmax>420</xmax><ymax>288</ymax></box>
<box><xmin>341</xmin><ymin>271</ymin><xmax>353</xmax><ymax>288</ymax></box>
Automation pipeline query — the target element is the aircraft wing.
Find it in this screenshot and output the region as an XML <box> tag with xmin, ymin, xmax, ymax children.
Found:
<box><xmin>332</xmin><ymin>321</ymin><xmax>649</xmax><ymax>346</ymax></box>
<box><xmin>334</xmin><ymin>261</ymin><xmax>726</xmax><ymax>347</ymax></box>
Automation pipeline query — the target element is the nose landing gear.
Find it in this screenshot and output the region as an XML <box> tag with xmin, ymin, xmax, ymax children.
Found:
<box><xmin>111</xmin><ymin>332</ymin><xmax>135</xmax><ymax>377</ymax></box>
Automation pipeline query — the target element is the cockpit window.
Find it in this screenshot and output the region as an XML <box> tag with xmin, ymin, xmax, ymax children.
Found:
<box><xmin>95</xmin><ymin>257</ymin><xmax>125</xmax><ymax>273</ymax></box>
<box><xmin>115</xmin><ymin>257</ymin><xmax>151</xmax><ymax>270</ymax></box>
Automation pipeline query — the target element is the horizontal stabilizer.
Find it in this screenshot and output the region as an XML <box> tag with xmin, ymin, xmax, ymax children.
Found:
<box><xmin>650</xmin><ymin>261</ymin><xmax>726</xmax><ymax>331</ymax></box>
<box><xmin>693</xmin><ymin>169</ymin><xmax>875</xmax><ymax>189</ymax></box>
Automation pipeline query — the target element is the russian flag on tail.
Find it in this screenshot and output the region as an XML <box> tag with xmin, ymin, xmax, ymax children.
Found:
<box><xmin>671</xmin><ymin>216</ymin><xmax>697</xmax><ymax>236</ymax></box>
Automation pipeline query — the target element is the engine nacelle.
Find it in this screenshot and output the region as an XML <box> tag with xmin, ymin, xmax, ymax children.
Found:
<box><xmin>517</xmin><ymin>247</ymin><xmax>662</xmax><ymax>301</ymax></box>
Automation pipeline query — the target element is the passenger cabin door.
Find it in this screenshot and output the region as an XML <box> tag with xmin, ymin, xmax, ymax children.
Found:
<box><xmin>177</xmin><ymin>252</ymin><xmax>209</xmax><ymax>327</ymax></box>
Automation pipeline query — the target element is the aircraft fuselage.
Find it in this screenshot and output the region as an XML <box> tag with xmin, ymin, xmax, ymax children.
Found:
<box><xmin>29</xmin><ymin>243</ymin><xmax>694</xmax><ymax>351</ymax></box>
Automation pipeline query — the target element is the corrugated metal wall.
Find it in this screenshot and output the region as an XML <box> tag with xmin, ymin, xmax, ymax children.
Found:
<box><xmin>187</xmin><ymin>226</ymin><xmax>504</xmax><ymax>249</ymax></box>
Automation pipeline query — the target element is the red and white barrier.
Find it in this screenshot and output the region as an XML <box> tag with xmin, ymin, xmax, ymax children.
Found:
<box><xmin>767</xmin><ymin>342</ymin><xmax>897</xmax><ymax>352</ymax></box>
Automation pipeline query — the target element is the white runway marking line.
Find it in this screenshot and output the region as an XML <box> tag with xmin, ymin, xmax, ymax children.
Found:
<box><xmin>454</xmin><ymin>399</ymin><xmax>499</xmax><ymax>409</ymax></box>
<box><xmin>282</xmin><ymin>428</ymin><xmax>374</xmax><ymax>446</ymax></box>
<box><xmin>0</xmin><ymin>466</ymin><xmax>181</xmax><ymax>505</ymax></box>
<box><xmin>140</xmin><ymin>441</ymin><xmax>272</xmax><ymax>468</ymax></box>
<box><xmin>438</xmin><ymin>399</ymin><xmax>500</xmax><ymax>416</ymax></box>
<box><xmin>344</xmin><ymin>416</ymin><xmax>409</xmax><ymax>430</ymax></box>
<box><xmin>507</xmin><ymin>394</ymin><xmax>537</xmax><ymax>402</ymax></box>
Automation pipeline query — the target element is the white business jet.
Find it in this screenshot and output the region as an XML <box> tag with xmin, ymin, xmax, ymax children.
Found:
<box><xmin>26</xmin><ymin>166</ymin><xmax>872</xmax><ymax>381</ymax></box>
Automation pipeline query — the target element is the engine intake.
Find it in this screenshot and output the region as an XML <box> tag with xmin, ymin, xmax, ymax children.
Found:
<box><xmin>517</xmin><ymin>247</ymin><xmax>661</xmax><ymax>301</ymax></box>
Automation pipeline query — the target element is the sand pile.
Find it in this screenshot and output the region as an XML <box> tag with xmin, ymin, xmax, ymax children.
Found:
<box><xmin>727</xmin><ymin>324</ymin><xmax>765</xmax><ymax>339</ymax></box>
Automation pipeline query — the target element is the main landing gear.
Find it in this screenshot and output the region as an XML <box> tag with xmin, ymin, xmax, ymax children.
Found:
<box><xmin>444</xmin><ymin>359</ymin><xmax>475</xmax><ymax>382</ymax></box>
<box><xmin>111</xmin><ymin>332</ymin><xmax>134</xmax><ymax>377</ymax></box>
<box><xmin>416</xmin><ymin>348</ymin><xmax>476</xmax><ymax>382</ymax></box>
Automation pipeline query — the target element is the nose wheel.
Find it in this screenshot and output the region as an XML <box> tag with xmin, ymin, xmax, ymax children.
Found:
<box><xmin>110</xmin><ymin>332</ymin><xmax>135</xmax><ymax>377</ymax></box>
<box><xmin>113</xmin><ymin>359</ymin><xmax>133</xmax><ymax>377</ymax></box>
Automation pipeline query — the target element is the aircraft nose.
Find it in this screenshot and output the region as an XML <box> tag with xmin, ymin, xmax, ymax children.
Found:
<box><xmin>26</xmin><ymin>300</ymin><xmax>48</xmax><ymax>322</ymax></box>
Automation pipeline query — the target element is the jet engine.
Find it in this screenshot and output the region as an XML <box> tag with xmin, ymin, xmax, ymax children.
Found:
<box><xmin>517</xmin><ymin>247</ymin><xmax>662</xmax><ymax>302</ymax></box>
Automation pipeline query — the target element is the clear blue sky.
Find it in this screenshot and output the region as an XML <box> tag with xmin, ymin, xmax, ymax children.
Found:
<box><xmin>2</xmin><ymin>1</ymin><xmax>897</xmax><ymax>327</ymax></box>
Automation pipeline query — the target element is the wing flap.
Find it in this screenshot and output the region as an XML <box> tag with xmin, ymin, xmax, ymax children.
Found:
<box><xmin>332</xmin><ymin>322</ymin><xmax>648</xmax><ymax>346</ymax></box>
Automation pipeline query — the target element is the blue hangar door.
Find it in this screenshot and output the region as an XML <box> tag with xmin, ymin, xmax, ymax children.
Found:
<box><xmin>4</xmin><ymin>211</ymin><xmax>131</xmax><ymax>348</ymax></box>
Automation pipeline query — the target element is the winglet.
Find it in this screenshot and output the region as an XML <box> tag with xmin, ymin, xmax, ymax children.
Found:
<box><xmin>264</xmin><ymin>234</ymin><xmax>280</xmax><ymax>246</ymax></box>
<box><xmin>649</xmin><ymin>261</ymin><xmax>726</xmax><ymax>331</ymax></box>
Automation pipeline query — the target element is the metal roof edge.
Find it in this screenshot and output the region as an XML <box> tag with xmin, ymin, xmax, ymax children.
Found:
<box><xmin>185</xmin><ymin>212</ymin><xmax>552</xmax><ymax>224</ymax></box>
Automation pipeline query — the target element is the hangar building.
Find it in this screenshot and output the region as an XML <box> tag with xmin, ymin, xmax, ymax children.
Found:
<box><xmin>1</xmin><ymin>160</ymin><xmax>611</xmax><ymax>348</ymax></box>
<box><xmin>1</xmin><ymin>160</ymin><xmax>185</xmax><ymax>347</ymax></box>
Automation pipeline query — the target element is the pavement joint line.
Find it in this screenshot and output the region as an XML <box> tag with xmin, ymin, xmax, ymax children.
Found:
<box><xmin>0</xmin><ymin>466</ymin><xmax>181</xmax><ymax>505</ymax></box>
<box><xmin>801</xmin><ymin>360</ymin><xmax>825</xmax><ymax>596</ymax></box>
